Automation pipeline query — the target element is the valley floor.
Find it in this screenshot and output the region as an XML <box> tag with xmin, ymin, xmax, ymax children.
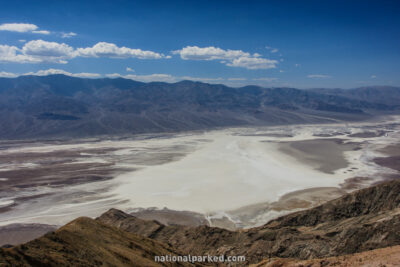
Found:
<box><xmin>1</xmin><ymin>116</ymin><xmax>400</xmax><ymax>246</ymax></box>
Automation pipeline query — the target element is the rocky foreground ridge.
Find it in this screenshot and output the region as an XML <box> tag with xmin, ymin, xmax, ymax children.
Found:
<box><xmin>1</xmin><ymin>179</ymin><xmax>400</xmax><ymax>266</ymax></box>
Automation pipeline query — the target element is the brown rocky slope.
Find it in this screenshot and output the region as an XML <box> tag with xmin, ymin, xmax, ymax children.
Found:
<box><xmin>251</xmin><ymin>245</ymin><xmax>400</xmax><ymax>267</ymax></box>
<box><xmin>0</xmin><ymin>179</ymin><xmax>399</xmax><ymax>266</ymax></box>
<box><xmin>0</xmin><ymin>217</ymin><xmax>203</xmax><ymax>267</ymax></box>
<box><xmin>97</xmin><ymin>179</ymin><xmax>400</xmax><ymax>264</ymax></box>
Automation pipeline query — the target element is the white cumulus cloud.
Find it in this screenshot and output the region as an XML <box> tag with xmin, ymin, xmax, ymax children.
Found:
<box><xmin>0</xmin><ymin>40</ymin><xmax>166</xmax><ymax>64</ymax></box>
<box><xmin>0</xmin><ymin>23</ymin><xmax>51</xmax><ymax>35</ymax></box>
<box><xmin>0</xmin><ymin>40</ymin><xmax>74</xmax><ymax>64</ymax></box>
<box><xmin>173</xmin><ymin>46</ymin><xmax>250</xmax><ymax>60</ymax></box>
<box><xmin>24</xmin><ymin>68</ymin><xmax>101</xmax><ymax>78</ymax></box>
<box><xmin>23</xmin><ymin>40</ymin><xmax>74</xmax><ymax>57</ymax></box>
<box><xmin>21</xmin><ymin>40</ymin><xmax>74</xmax><ymax>63</ymax></box>
<box><xmin>0</xmin><ymin>44</ymin><xmax>43</xmax><ymax>63</ymax></box>
<box><xmin>172</xmin><ymin>46</ymin><xmax>277</xmax><ymax>70</ymax></box>
<box><xmin>0</xmin><ymin>71</ymin><xmax>18</xmax><ymax>78</ymax></box>
<box><xmin>106</xmin><ymin>73</ymin><xmax>176</xmax><ymax>82</ymax></box>
<box><xmin>227</xmin><ymin>57</ymin><xmax>277</xmax><ymax>70</ymax></box>
<box><xmin>61</xmin><ymin>32</ymin><xmax>77</xmax><ymax>38</ymax></box>
<box><xmin>0</xmin><ymin>23</ymin><xmax>38</xmax><ymax>32</ymax></box>
<box><xmin>76</xmin><ymin>42</ymin><xmax>165</xmax><ymax>59</ymax></box>
<box><xmin>180</xmin><ymin>76</ymin><xmax>224</xmax><ymax>82</ymax></box>
<box><xmin>265</xmin><ymin>46</ymin><xmax>279</xmax><ymax>53</ymax></box>
<box><xmin>32</xmin><ymin>30</ymin><xmax>50</xmax><ymax>35</ymax></box>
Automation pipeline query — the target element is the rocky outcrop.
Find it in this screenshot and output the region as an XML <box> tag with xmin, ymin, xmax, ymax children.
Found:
<box><xmin>1</xmin><ymin>179</ymin><xmax>399</xmax><ymax>266</ymax></box>
<box><xmin>0</xmin><ymin>217</ymin><xmax>201</xmax><ymax>267</ymax></box>
<box><xmin>266</xmin><ymin>177</ymin><xmax>400</xmax><ymax>227</ymax></box>
<box><xmin>98</xmin><ymin>179</ymin><xmax>400</xmax><ymax>264</ymax></box>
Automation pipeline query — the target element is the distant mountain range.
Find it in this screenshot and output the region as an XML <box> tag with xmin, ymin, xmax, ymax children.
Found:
<box><xmin>0</xmin><ymin>75</ymin><xmax>399</xmax><ymax>139</ymax></box>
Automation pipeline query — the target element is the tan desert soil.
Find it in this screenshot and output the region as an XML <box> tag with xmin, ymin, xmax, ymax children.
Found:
<box><xmin>378</xmin><ymin>143</ymin><xmax>400</xmax><ymax>156</ymax></box>
<box><xmin>339</xmin><ymin>176</ymin><xmax>375</xmax><ymax>191</ymax></box>
<box><xmin>251</xmin><ymin>245</ymin><xmax>400</xmax><ymax>267</ymax></box>
<box><xmin>374</xmin><ymin>156</ymin><xmax>400</xmax><ymax>172</ymax></box>
<box><xmin>347</xmin><ymin>130</ymin><xmax>387</xmax><ymax>138</ymax></box>
<box><xmin>373</xmin><ymin>143</ymin><xmax>400</xmax><ymax>173</ymax></box>
<box><xmin>130</xmin><ymin>208</ymin><xmax>209</xmax><ymax>227</ymax></box>
<box><xmin>0</xmin><ymin>223</ymin><xmax>57</xmax><ymax>247</ymax></box>
<box><xmin>313</xmin><ymin>131</ymin><xmax>349</xmax><ymax>137</ymax></box>
<box><xmin>277</xmin><ymin>138</ymin><xmax>360</xmax><ymax>174</ymax></box>
<box><xmin>0</xmin><ymin>148</ymin><xmax>123</xmax><ymax>191</ymax></box>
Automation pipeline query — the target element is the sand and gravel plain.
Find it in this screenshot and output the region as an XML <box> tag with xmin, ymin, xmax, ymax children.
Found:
<box><xmin>1</xmin><ymin>116</ymin><xmax>400</xmax><ymax>244</ymax></box>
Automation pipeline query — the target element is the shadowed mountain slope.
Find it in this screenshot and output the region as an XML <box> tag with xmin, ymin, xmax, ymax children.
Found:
<box><xmin>311</xmin><ymin>86</ymin><xmax>400</xmax><ymax>106</ymax></box>
<box><xmin>98</xmin><ymin>179</ymin><xmax>400</xmax><ymax>264</ymax></box>
<box><xmin>1</xmin><ymin>75</ymin><xmax>399</xmax><ymax>139</ymax></box>
<box><xmin>0</xmin><ymin>179</ymin><xmax>399</xmax><ymax>266</ymax></box>
<box><xmin>0</xmin><ymin>217</ymin><xmax>201</xmax><ymax>267</ymax></box>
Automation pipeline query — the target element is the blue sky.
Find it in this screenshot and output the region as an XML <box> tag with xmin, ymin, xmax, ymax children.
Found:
<box><xmin>0</xmin><ymin>0</ymin><xmax>399</xmax><ymax>88</ymax></box>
